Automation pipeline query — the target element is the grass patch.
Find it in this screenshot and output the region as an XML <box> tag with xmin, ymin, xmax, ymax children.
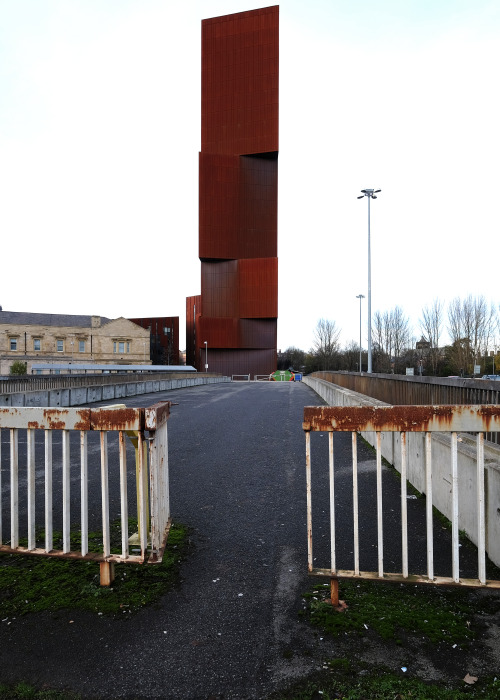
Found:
<box><xmin>271</xmin><ymin>663</ymin><xmax>500</xmax><ymax>699</ymax></box>
<box><xmin>0</xmin><ymin>521</ymin><xmax>190</xmax><ymax>617</ymax></box>
<box><xmin>0</xmin><ymin>683</ymin><xmax>80</xmax><ymax>699</ymax></box>
<box><xmin>300</xmin><ymin>579</ymin><xmax>483</xmax><ymax>646</ymax></box>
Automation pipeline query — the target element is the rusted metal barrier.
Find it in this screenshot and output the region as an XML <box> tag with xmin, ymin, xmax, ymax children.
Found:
<box><xmin>0</xmin><ymin>402</ymin><xmax>171</xmax><ymax>585</ymax></box>
<box><xmin>303</xmin><ymin>404</ymin><xmax>500</xmax><ymax>597</ymax></box>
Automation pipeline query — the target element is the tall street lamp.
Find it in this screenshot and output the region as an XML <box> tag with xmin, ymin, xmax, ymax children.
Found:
<box><xmin>356</xmin><ymin>294</ymin><xmax>365</xmax><ymax>373</ymax></box>
<box><xmin>204</xmin><ymin>341</ymin><xmax>208</xmax><ymax>372</ymax></box>
<box><xmin>357</xmin><ymin>188</ymin><xmax>381</xmax><ymax>373</ymax></box>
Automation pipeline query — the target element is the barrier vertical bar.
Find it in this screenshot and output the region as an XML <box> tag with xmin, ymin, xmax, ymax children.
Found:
<box><xmin>10</xmin><ymin>428</ymin><xmax>19</xmax><ymax>549</ymax></box>
<box><xmin>80</xmin><ymin>431</ymin><xmax>88</xmax><ymax>556</ymax></box>
<box><xmin>27</xmin><ymin>428</ymin><xmax>36</xmax><ymax>550</ymax></box>
<box><xmin>400</xmin><ymin>431</ymin><xmax>408</xmax><ymax>578</ymax></box>
<box><xmin>119</xmin><ymin>431</ymin><xmax>129</xmax><ymax>558</ymax></box>
<box><xmin>0</xmin><ymin>429</ymin><xmax>2</xmax><ymax>544</ymax></box>
<box><xmin>329</xmin><ymin>432</ymin><xmax>336</xmax><ymax>573</ymax></box>
<box><xmin>451</xmin><ymin>432</ymin><xmax>459</xmax><ymax>583</ymax></box>
<box><xmin>138</xmin><ymin>430</ymin><xmax>148</xmax><ymax>558</ymax></box>
<box><xmin>306</xmin><ymin>430</ymin><xmax>313</xmax><ymax>573</ymax></box>
<box><xmin>477</xmin><ymin>432</ymin><xmax>486</xmax><ymax>584</ymax></box>
<box><xmin>162</xmin><ymin>419</ymin><xmax>170</xmax><ymax>534</ymax></box>
<box><xmin>352</xmin><ymin>432</ymin><xmax>359</xmax><ymax>576</ymax></box>
<box><xmin>149</xmin><ymin>427</ymin><xmax>159</xmax><ymax>556</ymax></box>
<box><xmin>376</xmin><ymin>431</ymin><xmax>383</xmax><ymax>577</ymax></box>
<box><xmin>62</xmin><ymin>430</ymin><xmax>70</xmax><ymax>553</ymax></box>
<box><xmin>425</xmin><ymin>432</ymin><xmax>434</xmax><ymax>580</ymax></box>
<box><xmin>45</xmin><ymin>430</ymin><xmax>53</xmax><ymax>552</ymax></box>
<box><xmin>100</xmin><ymin>431</ymin><xmax>110</xmax><ymax>558</ymax></box>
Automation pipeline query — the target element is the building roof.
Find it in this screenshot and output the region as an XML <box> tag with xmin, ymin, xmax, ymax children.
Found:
<box><xmin>0</xmin><ymin>310</ymin><xmax>112</xmax><ymax>328</ymax></box>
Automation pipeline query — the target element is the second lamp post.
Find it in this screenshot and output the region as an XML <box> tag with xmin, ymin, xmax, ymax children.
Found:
<box><xmin>357</xmin><ymin>188</ymin><xmax>381</xmax><ymax>374</ymax></box>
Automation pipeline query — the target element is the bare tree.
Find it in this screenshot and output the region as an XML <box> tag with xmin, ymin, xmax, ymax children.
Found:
<box><xmin>420</xmin><ymin>299</ymin><xmax>443</xmax><ymax>375</ymax></box>
<box><xmin>372</xmin><ymin>307</ymin><xmax>411</xmax><ymax>372</ymax></box>
<box><xmin>278</xmin><ymin>346</ymin><xmax>305</xmax><ymax>371</ymax></box>
<box><xmin>392</xmin><ymin>306</ymin><xmax>412</xmax><ymax>372</ymax></box>
<box><xmin>447</xmin><ymin>295</ymin><xmax>497</xmax><ymax>375</ymax></box>
<box><xmin>312</xmin><ymin>318</ymin><xmax>341</xmax><ymax>370</ymax></box>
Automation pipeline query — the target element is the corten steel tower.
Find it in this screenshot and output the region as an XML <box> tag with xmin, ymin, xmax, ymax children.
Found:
<box><xmin>186</xmin><ymin>6</ymin><xmax>279</xmax><ymax>377</ymax></box>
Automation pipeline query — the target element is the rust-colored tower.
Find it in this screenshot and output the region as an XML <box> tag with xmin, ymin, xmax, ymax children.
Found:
<box><xmin>186</xmin><ymin>6</ymin><xmax>279</xmax><ymax>377</ymax></box>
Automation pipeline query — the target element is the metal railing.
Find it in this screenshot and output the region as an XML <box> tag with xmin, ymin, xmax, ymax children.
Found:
<box><xmin>0</xmin><ymin>371</ymin><xmax>204</xmax><ymax>395</ymax></box>
<box><xmin>0</xmin><ymin>402</ymin><xmax>171</xmax><ymax>584</ymax></box>
<box><xmin>303</xmin><ymin>404</ymin><xmax>500</xmax><ymax>592</ymax></box>
<box><xmin>312</xmin><ymin>372</ymin><xmax>500</xmax><ymax>448</ymax></box>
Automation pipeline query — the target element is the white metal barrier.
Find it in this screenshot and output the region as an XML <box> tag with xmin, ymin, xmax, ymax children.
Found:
<box><xmin>0</xmin><ymin>401</ymin><xmax>171</xmax><ymax>584</ymax></box>
<box><xmin>231</xmin><ymin>374</ymin><xmax>250</xmax><ymax>381</ymax></box>
<box><xmin>303</xmin><ymin>404</ymin><xmax>500</xmax><ymax>594</ymax></box>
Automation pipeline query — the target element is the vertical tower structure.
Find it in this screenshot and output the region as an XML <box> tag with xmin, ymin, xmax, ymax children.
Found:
<box><xmin>187</xmin><ymin>6</ymin><xmax>279</xmax><ymax>376</ymax></box>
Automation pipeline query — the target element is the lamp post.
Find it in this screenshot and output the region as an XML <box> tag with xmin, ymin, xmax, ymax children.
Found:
<box><xmin>356</xmin><ymin>294</ymin><xmax>365</xmax><ymax>373</ymax></box>
<box><xmin>357</xmin><ymin>188</ymin><xmax>381</xmax><ymax>373</ymax></box>
<box><xmin>204</xmin><ymin>341</ymin><xmax>208</xmax><ymax>372</ymax></box>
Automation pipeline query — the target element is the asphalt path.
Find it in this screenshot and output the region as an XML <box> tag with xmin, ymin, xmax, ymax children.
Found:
<box><xmin>0</xmin><ymin>381</ymin><xmax>491</xmax><ymax>698</ymax></box>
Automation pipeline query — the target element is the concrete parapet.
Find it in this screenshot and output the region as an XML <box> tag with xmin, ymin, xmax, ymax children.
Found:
<box><xmin>0</xmin><ymin>374</ymin><xmax>230</xmax><ymax>410</ymax></box>
<box><xmin>303</xmin><ymin>375</ymin><xmax>500</xmax><ymax>569</ymax></box>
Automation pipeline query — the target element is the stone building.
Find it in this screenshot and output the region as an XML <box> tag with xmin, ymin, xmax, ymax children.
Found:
<box><xmin>0</xmin><ymin>310</ymin><xmax>151</xmax><ymax>375</ymax></box>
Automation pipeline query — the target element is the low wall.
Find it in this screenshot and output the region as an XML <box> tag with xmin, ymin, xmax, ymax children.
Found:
<box><xmin>303</xmin><ymin>375</ymin><xmax>500</xmax><ymax>569</ymax></box>
<box><xmin>1</xmin><ymin>375</ymin><xmax>231</xmax><ymax>408</ymax></box>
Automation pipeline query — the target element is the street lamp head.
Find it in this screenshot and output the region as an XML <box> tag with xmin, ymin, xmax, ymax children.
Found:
<box><xmin>359</xmin><ymin>188</ymin><xmax>381</xmax><ymax>199</ymax></box>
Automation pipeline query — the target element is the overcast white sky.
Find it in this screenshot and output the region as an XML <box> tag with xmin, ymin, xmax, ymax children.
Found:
<box><xmin>1</xmin><ymin>0</ymin><xmax>499</xmax><ymax>353</ymax></box>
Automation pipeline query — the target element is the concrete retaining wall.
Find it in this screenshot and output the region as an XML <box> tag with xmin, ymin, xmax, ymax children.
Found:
<box><xmin>0</xmin><ymin>375</ymin><xmax>231</xmax><ymax>408</ymax></box>
<box><xmin>303</xmin><ymin>375</ymin><xmax>500</xmax><ymax>569</ymax></box>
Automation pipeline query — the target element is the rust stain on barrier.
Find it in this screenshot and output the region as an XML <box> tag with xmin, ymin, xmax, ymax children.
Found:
<box><xmin>1</xmin><ymin>407</ymin><xmax>92</xmax><ymax>430</ymax></box>
<box><xmin>90</xmin><ymin>407</ymin><xmax>143</xmax><ymax>431</ymax></box>
<box><xmin>303</xmin><ymin>405</ymin><xmax>500</xmax><ymax>433</ymax></box>
<box><xmin>478</xmin><ymin>405</ymin><xmax>500</xmax><ymax>432</ymax></box>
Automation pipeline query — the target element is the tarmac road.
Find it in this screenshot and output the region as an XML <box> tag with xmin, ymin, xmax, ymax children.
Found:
<box><xmin>0</xmin><ymin>381</ymin><xmax>493</xmax><ymax>698</ymax></box>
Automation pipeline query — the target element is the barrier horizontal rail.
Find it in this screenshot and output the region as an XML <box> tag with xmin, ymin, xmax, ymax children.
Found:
<box><xmin>303</xmin><ymin>404</ymin><xmax>500</xmax><ymax>590</ymax></box>
<box><xmin>0</xmin><ymin>402</ymin><xmax>171</xmax><ymax>584</ymax></box>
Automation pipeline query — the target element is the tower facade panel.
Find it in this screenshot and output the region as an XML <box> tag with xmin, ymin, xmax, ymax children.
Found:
<box><xmin>201</xmin><ymin>7</ymin><xmax>279</xmax><ymax>156</ymax></box>
<box><xmin>199</xmin><ymin>153</ymin><xmax>277</xmax><ymax>260</ymax></box>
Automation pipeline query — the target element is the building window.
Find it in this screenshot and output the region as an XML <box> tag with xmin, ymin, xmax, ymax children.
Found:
<box><xmin>113</xmin><ymin>340</ymin><xmax>130</xmax><ymax>354</ymax></box>
<box><xmin>10</xmin><ymin>338</ymin><xmax>18</xmax><ymax>351</ymax></box>
<box><xmin>57</xmin><ymin>339</ymin><xmax>64</xmax><ymax>352</ymax></box>
<box><xmin>79</xmin><ymin>340</ymin><xmax>85</xmax><ymax>353</ymax></box>
<box><xmin>33</xmin><ymin>338</ymin><xmax>41</xmax><ymax>351</ymax></box>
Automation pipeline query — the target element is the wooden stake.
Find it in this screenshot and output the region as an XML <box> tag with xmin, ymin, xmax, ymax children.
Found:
<box><xmin>100</xmin><ymin>561</ymin><xmax>115</xmax><ymax>586</ymax></box>
<box><xmin>330</xmin><ymin>577</ymin><xmax>339</xmax><ymax>606</ymax></box>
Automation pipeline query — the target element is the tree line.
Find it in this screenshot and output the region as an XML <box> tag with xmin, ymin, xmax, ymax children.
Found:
<box><xmin>278</xmin><ymin>295</ymin><xmax>500</xmax><ymax>377</ymax></box>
